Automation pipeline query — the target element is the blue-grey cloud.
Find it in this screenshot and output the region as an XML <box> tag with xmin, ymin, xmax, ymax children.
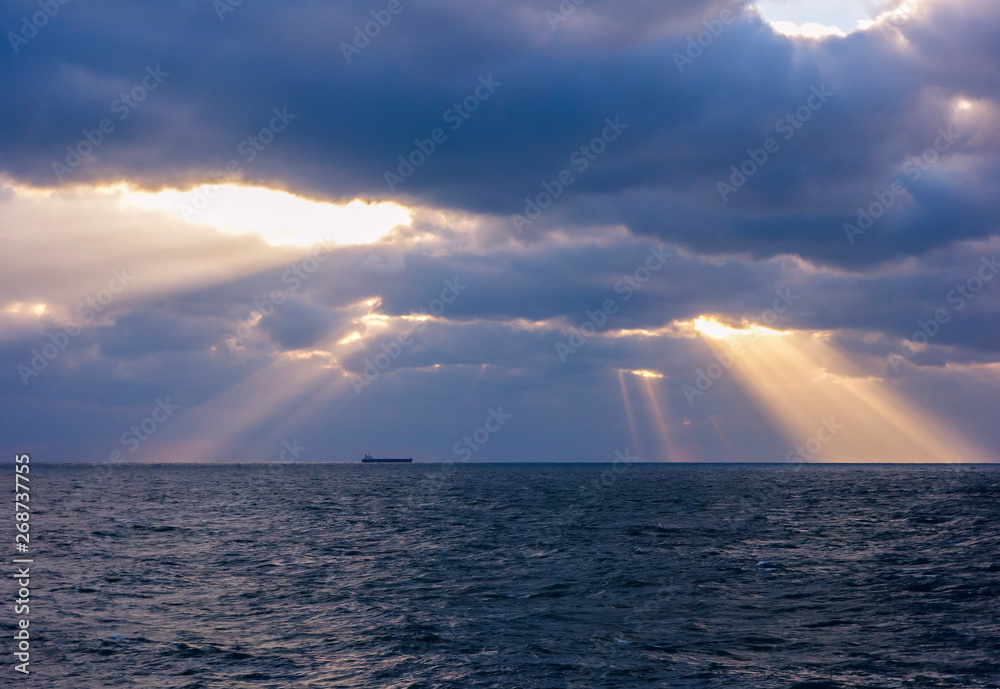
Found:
<box><xmin>1</xmin><ymin>0</ymin><xmax>997</xmax><ymax>266</ymax></box>
<box><xmin>2</xmin><ymin>0</ymin><xmax>999</xmax><ymax>464</ymax></box>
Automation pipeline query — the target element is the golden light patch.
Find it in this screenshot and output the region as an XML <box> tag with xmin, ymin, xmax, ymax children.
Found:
<box><xmin>691</xmin><ymin>316</ymin><xmax>787</xmax><ymax>340</ymax></box>
<box><xmin>337</xmin><ymin>332</ymin><xmax>363</xmax><ymax>345</ymax></box>
<box><xmin>4</xmin><ymin>302</ymin><xmax>48</xmax><ymax>316</ymax></box>
<box><xmin>121</xmin><ymin>184</ymin><xmax>412</xmax><ymax>247</ymax></box>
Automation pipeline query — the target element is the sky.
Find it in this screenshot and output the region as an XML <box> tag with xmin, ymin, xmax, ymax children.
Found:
<box><xmin>1</xmin><ymin>0</ymin><xmax>998</xmax><ymax>464</ymax></box>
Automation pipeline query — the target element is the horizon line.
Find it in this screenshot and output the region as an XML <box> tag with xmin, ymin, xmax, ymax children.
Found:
<box><xmin>18</xmin><ymin>460</ymin><xmax>1000</xmax><ymax>466</ymax></box>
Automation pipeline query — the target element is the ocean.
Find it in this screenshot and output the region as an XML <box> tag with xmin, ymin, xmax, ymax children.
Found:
<box><xmin>17</xmin><ymin>463</ymin><xmax>1000</xmax><ymax>688</ymax></box>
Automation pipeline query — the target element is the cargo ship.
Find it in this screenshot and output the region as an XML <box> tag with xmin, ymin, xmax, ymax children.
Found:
<box><xmin>361</xmin><ymin>454</ymin><xmax>413</xmax><ymax>463</ymax></box>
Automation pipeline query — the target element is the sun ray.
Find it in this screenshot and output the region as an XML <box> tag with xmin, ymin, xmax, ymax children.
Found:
<box><xmin>463</xmin><ymin>363</ymin><xmax>491</xmax><ymax>407</ymax></box>
<box><xmin>692</xmin><ymin>321</ymin><xmax>990</xmax><ymax>463</ymax></box>
<box><xmin>616</xmin><ymin>369</ymin><xmax>646</xmax><ymax>461</ymax></box>
<box><xmin>638</xmin><ymin>376</ymin><xmax>677</xmax><ymax>462</ymax></box>
<box><xmin>147</xmin><ymin>358</ymin><xmax>336</xmax><ymax>463</ymax></box>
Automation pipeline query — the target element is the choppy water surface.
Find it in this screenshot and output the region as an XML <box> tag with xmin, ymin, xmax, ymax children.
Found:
<box><xmin>19</xmin><ymin>463</ymin><xmax>1000</xmax><ymax>687</ymax></box>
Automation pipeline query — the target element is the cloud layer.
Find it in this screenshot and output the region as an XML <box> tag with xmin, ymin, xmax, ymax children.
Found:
<box><xmin>1</xmin><ymin>0</ymin><xmax>998</xmax><ymax>463</ymax></box>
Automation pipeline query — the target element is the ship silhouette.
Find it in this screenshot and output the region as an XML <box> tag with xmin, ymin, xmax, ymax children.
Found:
<box><xmin>360</xmin><ymin>454</ymin><xmax>413</xmax><ymax>463</ymax></box>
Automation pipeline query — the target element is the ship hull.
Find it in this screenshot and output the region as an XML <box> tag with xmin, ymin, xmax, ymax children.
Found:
<box><xmin>361</xmin><ymin>458</ymin><xmax>413</xmax><ymax>463</ymax></box>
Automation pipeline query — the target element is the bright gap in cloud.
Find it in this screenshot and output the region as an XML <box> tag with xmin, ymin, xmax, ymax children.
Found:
<box><xmin>122</xmin><ymin>184</ymin><xmax>412</xmax><ymax>247</ymax></box>
<box><xmin>692</xmin><ymin>316</ymin><xmax>788</xmax><ymax>339</ymax></box>
<box><xmin>621</xmin><ymin>368</ymin><xmax>664</xmax><ymax>379</ymax></box>
<box><xmin>754</xmin><ymin>0</ymin><xmax>914</xmax><ymax>38</ymax></box>
<box><xmin>4</xmin><ymin>302</ymin><xmax>48</xmax><ymax>316</ymax></box>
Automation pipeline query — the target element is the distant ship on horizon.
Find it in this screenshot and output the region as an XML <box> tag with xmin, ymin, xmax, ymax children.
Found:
<box><xmin>360</xmin><ymin>454</ymin><xmax>413</xmax><ymax>463</ymax></box>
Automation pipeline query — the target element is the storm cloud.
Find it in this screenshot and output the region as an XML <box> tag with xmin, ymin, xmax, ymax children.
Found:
<box><xmin>1</xmin><ymin>0</ymin><xmax>998</xmax><ymax>463</ymax></box>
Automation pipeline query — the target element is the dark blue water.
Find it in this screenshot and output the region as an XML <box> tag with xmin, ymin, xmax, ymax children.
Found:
<box><xmin>14</xmin><ymin>463</ymin><xmax>1000</xmax><ymax>688</ymax></box>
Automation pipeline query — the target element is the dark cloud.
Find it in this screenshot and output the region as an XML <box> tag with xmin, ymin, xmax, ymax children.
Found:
<box><xmin>2</xmin><ymin>0</ymin><xmax>999</xmax><ymax>463</ymax></box>
<box><xmin>1</xmin><ymin>0</ymin><xmax>997</xmax><ymax>266</ymax></box>
<box><xmin>96</xmin><ymin>308</ymin><xmax>223</xmax><ymax>358</ymax></box>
